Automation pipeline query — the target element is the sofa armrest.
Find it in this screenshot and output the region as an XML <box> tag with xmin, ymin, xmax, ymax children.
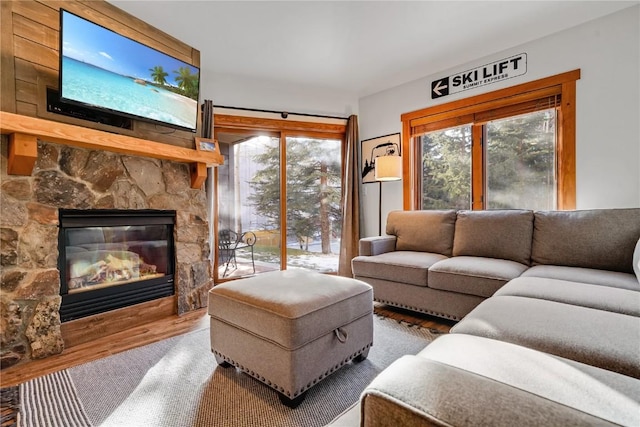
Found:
<box><xmin>359</xmin><ymin>236</ymin><xmax>396</xmax><ymax>256</ymax></box>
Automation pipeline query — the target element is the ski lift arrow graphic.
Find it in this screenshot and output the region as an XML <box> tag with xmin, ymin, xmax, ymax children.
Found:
<box><xmin>431</xmin><ymin>77</ymin><xmax>449</xmax><ymax>99</ymax></box>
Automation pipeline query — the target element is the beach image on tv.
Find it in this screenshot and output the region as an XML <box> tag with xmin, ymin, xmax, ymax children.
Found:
<box><xmin>60</xmin><ymin>10</ymin><xmax>199</xmax><ymax>131</ymax></box>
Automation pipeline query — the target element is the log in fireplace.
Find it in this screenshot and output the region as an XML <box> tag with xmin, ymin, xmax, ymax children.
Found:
<box><xmin>58</xmin><ymin>209</ymin><xmax>176</xmax><ymax>322</ymax></box>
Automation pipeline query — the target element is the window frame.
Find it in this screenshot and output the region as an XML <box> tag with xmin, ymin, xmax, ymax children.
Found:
<box><xmin>401</xmin><ymin>69</ymin><xmax>580</xmax><ymax>210</ymax></box>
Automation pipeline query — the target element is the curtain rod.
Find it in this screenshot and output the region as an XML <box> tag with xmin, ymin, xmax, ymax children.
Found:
<box><xmin>212</xmin><ymin>104</ymin><xmax>347</xmax><ymax>121</ymax></box>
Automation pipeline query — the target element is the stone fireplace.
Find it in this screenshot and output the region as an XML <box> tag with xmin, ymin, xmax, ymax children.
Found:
<box><xmin>0</xmin><ymin>139</ymin><xmax>213</xmax><ymax>368</ymax></box>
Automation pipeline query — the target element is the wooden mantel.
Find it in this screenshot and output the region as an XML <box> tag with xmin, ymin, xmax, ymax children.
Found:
<box><xmin>0</xmin><ymin>111</ymin><xmax>223</xmax><ymax>189</ymax></box>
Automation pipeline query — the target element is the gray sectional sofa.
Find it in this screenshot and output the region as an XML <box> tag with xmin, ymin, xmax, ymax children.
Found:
<box><xmin>352</xmin><ymin>208</ymin><xmax>639</xmax><ymax>320</ymax></box>
<box><xmin>348</xmin><ymin>208</ymin><xmax>640</xmax><ymax>426</ymax></box>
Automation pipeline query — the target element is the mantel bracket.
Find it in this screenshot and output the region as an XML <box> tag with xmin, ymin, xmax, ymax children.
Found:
<box><xmin>190</xmin><ymin>162</ymin><xmax>208</xmax><ymax>189</ymax></box>
<box><xmin>8</xmin><ymin>133</ymin><xmax>38</xmax><ymax>176</ymax></box>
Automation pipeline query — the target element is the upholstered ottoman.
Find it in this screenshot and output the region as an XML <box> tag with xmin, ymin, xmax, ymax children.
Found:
<box><xmin>208</xmin><ymin>270</ymin><xmax>374</xmax><ymax>407</ymax></box>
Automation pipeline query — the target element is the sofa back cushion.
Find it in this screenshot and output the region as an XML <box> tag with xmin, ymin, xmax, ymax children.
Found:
<box><xmin>531</xmin><ymin>208</ymin><xmax>640</xmax><ymax>274</ymax></box>
<box><xmin>453</xmin><ymin>210</ymin><xmax>534</xmax><ymax>265</ymax></box>
<box><xmin>386</xmin><ymin>210</ymin><xmax>457</xmax><ymax>256</ymax></box>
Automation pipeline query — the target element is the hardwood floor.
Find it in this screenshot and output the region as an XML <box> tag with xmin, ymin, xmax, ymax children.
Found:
<box><xmin>0</xmin><ymin>303</ymin><xmax>454</xmax><ymax>387</ymax></box>
<box><xmin>0</xmin><ymin>308</ymin><xmax>209</xmax><ymax>387</ymax></box>
<box><xmin>374</xmin><ymin>303</ymin><xmax>456</xmax><ymax>333</ymax></box>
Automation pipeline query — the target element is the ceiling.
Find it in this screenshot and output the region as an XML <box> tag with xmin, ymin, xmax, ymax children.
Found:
<box><xmin>108</xmin><ymin>1</ymin><xmax>637</xmax><ymax>97</ymax></box>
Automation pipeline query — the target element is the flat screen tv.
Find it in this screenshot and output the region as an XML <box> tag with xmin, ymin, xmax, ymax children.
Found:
<box><xmin>59</xmin><ymin>9</ymin><xmax>200</xmax><ymax>132</ymax></box>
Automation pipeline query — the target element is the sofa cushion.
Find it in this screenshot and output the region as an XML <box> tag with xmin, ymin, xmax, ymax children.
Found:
<box><xmin>411</xmin><ymin>334</ymin><xmax>640</xmax><ymax>427</ymax></box>
<box><xmin>452</xmin><ymin>209</ymin><xmax>534</xmax><ymax>265</ymax></box>
<box><xmin>495</xmin><ymin>276</ymin><xmax>640</xmax><ymax>316</ymax></box>
<box><xmin>386</xmin><ymin>210</ymin><xmax>456</xmax><ymax>256</ymax></box>
<box><xmin>428</xmin><ymin>256</ymin><xmax>529</xmax><ymax>297</ymax></box>
<box><xmin>531</xmin><ymin>208</ymin><xmax>640</xmax><ymax>274</ymax></box>
<box><xmin>451</xmin><ymin>295</ymin><xmax>640</xmax><ymax>379</ymax></box>
<box><xmin>521</xmin><ymin>265</ymin><xmax>639</xmax><ymax>291</ymax></box>
<box><xmin>351</xmin><ymin>251</ymin><xmax>447</xmax><ymax>287</ymax></box>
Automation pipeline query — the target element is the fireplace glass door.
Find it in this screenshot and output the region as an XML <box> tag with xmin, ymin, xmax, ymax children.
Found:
<box><xmin>64</xmin><ymin>224</ymin><xmax>170</xmax><ymax>293</ymax></box>
<box><xmin>58</xmin><ymin>209</ymin><xmax>175</xmax><ymax>321</ymax></box>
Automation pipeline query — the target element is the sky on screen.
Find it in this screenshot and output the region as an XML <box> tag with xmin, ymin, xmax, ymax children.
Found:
<box><xmin>61</xmin><ymin>11</ymin><xmax>198</xmax><ymax>86</ymax></box>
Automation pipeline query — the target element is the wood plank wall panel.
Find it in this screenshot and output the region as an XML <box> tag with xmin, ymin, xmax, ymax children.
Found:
<box><xmin>11</xmin><ymin>1</ymin><xmax>59</xmax><ymax>30</ymax></box>
<box><xmin>16</xmin><ymin>101</ymin><xmax>37</xmax><ymax>117</ymax></box>
<box><xmin>13</xmin><ymin>35</ymin><xmax>58</xmax><ymax>70</ymax></box>
<box><xmin>1</xmin><ymin>1</ymin><xmax>17</xmax><ymax>112</ymax></box>
<box><xmin>14</xmin><ymin>58</ymin><xmax>42</xmax><ymax>84</ymax></box>
<box><xmin>15</xmin><ymin>80</ymin><xmax>37</xmax><ymax>105</ymax></box>
<box><xmin>1</xmin><ymin>0</ymin><xmax>201</xmax><ymax>148</ymax></box>
<box><xmin>13</xmin><ymin>12</ymin><xmax>58</xmax><ymax>49</ymax></box>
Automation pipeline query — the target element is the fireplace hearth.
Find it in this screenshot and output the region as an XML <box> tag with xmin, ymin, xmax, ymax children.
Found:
<box><xmin>58</xmin><ymin>209</ymin><xmax>176</xmax><ymax>322</ymax></box>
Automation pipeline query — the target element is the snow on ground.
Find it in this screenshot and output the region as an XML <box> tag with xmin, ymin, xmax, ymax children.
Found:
<box><xmin>219</xmin><ymin>252</ymin><xmax>339</xmax><ymax>279</ymax></box>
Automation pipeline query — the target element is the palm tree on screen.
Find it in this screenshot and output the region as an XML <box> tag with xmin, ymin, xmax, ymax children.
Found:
<box><xmin>173</xmin><ymin>66</ymin><xmax>198</xmax><ymax>99</ymax></box>
<box><xmin>149</xmin><ymin>66</ymin><xmax>169</xmax><ymax>86</ymax></box>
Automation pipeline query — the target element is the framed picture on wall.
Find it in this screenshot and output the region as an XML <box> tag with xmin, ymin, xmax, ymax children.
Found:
<box><xmin>361</xmin><ymin>133</ymin><xmax>401</xmax><ymax>184</ymax></box>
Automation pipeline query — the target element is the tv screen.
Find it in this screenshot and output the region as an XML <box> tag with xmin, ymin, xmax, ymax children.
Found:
<box><xmin>59</xmin><ymin>10</ymin><xmax>200</xmax><ymax>132</ymax></box>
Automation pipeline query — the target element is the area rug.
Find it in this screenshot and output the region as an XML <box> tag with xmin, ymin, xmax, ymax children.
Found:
<box><xmin>19</xmin><ymin>370</ymin><xmax>92</xmax><ymax>427</ymax></box>
<box><xmin>19</xmin><ymin>315</ymin><xmax>443</xmax><ymax>427</ymax></box>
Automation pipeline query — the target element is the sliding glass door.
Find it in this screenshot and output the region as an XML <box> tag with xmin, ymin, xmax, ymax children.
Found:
<box><xmin>285</xmin><ymin>136</ymin><xmax>342</xmax><ymax>273</ymax></box>
<box><xmin>214</xmin><ymin>130</ymin><xmax>343</xmax><ymax>280</ymax></box>
<box><xmin>216</xmin><ymin>132</ymin><xmax>281</xmax><ymax>279</ymax></box>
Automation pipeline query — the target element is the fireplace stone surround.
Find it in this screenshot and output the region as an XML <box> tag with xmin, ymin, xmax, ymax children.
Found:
<box><xmin>0</xmin><ymin>138</ymin><xmax>213</xmax><ymax>369</ymax></box>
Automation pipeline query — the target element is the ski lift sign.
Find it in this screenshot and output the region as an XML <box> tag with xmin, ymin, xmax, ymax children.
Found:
<box><xmin>431</xmin><ymin>53</ymin><xmax>527</xmax><ymax>99</ymax></box>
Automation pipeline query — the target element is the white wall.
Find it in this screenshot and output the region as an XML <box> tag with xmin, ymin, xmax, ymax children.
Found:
<box><xmin>201</xmin><ymin>71</ymin><xmax>359</xmax><ymax>118</ymax></box>
<box><xmin>358</xmin><ymin>6</ymin><xmax>640</xmax><ymax>238</ymax></box>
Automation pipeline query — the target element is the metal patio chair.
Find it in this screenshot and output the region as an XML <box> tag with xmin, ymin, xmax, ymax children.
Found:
<box><xmin>218</xmin><ymin>229</ymin><xmax>257</xmax><ymax>277</ymax></box>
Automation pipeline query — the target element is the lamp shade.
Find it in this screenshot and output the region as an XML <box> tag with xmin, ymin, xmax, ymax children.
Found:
<box><xmin>375</xmin><ymin>155</ymin><xmax>402</xmax><ymax>181</ymax></box>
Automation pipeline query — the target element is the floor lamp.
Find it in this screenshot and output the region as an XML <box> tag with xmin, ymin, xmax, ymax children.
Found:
<box><xmin>375</xmin><ymin>155</ymin><xmax>403</xmax><ymax>236</ymax></box>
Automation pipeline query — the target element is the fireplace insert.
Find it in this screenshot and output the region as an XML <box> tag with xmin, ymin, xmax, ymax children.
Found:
<box><xmin>58</xmin><ymin>209</ymin><xmax>175</xmax><ymax>322</ymax></box>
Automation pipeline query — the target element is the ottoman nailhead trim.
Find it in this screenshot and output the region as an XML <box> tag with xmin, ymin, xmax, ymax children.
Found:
<box><xmin>212</xmin><ymin>343</ymin><xmax>373</xmax><ymax>398</ymax></box>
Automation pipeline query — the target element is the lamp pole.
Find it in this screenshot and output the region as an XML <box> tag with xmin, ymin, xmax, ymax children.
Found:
<box><xmin>379</xmin><ymin>180</ymin><xmax>383</xmax><ymax>236</ymax></box>
<box><xmin>375</xmin><ymin>155</ymin><xmax>403</xmax><ymax>237</ymax></box>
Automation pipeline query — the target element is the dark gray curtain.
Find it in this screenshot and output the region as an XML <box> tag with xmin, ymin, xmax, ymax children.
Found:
<box><xmin>338</xmin><ymin>115</ymin><xmax>361</xmax><ymax>277</ymax></box>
